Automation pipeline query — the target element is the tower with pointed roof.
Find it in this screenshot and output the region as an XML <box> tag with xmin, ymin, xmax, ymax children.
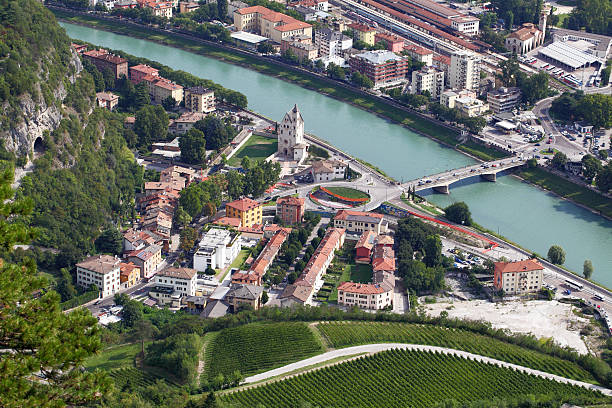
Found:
<box><xmin>277</xmin><ymin>104</ymin><xmax>308</xmax><ymax>162</ymax></box>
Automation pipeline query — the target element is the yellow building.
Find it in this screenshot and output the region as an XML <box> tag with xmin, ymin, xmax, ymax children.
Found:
<box><xmin>348</xmin><ymin>22</ymin><xmax>376</xmax><ymax>46</ymax></box>
<box><xmin>145</xmin><ymin>76</ymin><xmax>184</xmax><ymax>105</ymax></box>
<box><xmin>184</xmin><ymin>86</ymin><xmax>215</xmax><ymax>113</ymax></box>
<box><xmin>120</xmin><ymin>262</ymin><xmax>141</xmax><ymax>288</ymax></box>
<box><xmin>226</xmin><ymin>197</ymin><xmax>262</xmax><ymax>228</ymax></box>
<box><xmin>234</xmin><ymin>5</ymin><xmax>312</xmax><ymax>44</ymax></box>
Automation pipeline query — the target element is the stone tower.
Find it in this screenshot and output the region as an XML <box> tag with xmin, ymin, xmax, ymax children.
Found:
<box><xmin>277</xmin><ymin>104</ymin><xmax>308</xmax><ymax>162</ymax></box>
<box><xmin>538</xmin><ymin>11</ymin><xmax>547</xmax><ymax>40</ymax></box>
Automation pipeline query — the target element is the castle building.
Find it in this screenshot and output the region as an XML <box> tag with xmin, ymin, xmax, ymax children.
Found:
<box><xmin>277</xmin><ymin>104</ymin><xmax>308</xmax><ymax>162</ymax></box>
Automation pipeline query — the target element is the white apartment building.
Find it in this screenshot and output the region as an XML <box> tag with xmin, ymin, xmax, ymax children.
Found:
<box><xmin>333</xmin><ymin>210</ymin><xmax>387</xmax><ymax>234</ymax></box>
<box><xmin>154</xmin><ymin>267</ymin><xmax>197</xmax><ymax>297</ymax></box>
<box><xmin>337</xmin><ymin>281</ymin><xmax>393</xmax><ymax>310</ymax></box>
<box><xmin>193</xmin><ymin>228</ymin><xmax>241</xmax><ymax>271</ymax></box>
<box><xmin>449</xmin><ymin>51</ymin><xmax>481</xmax><ymax>91</ymax></box>
<box><xmin>454</xmin><ymin>96</ymin><xmax>489</xmax><ymax>117</ymax></box>
<box><xmin>76</xmin><ymin>255</ymin><xmax>121</xmax><ymax>298</ymax></box>
<box><xmin>411</xmin><ymin>66</ymin><xmax>445</xmax><ymax>99</ymax></box>
<box><xmin>314</xmin><ymin>28</ymin><xmax>353</xmax><ymax>58</ymax></box>
<box><xmin>493</xmin><ymin>259</ymin><xmax>544</xmax><ymax>295</ymax></box>
<box><xmin>487</xmin><ymin>87</ymin><xmax>522</xmax><ymax>114</ymax></box>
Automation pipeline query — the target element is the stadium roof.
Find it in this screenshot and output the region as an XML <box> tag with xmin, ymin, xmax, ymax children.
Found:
<box><xmin>538</xmin><ymin>41</ymin><xmax>600</xmax><ymax>69</ymax></box>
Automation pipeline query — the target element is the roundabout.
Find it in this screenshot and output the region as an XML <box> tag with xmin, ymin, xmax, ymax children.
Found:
<box><xmin>309</xmin><ymin>186</ymin><xmax>371</xmax><ymax>209</ymax></box>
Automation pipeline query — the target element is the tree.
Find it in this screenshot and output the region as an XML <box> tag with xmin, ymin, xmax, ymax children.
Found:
<box><xmin>444</xmin><ymin>202</ymin><xmax>473</xmax><ymax>226</ymax></box>
<box><xmin>94</xmin><ymin>227</ymin><xmax>123</xmax><ymax>255</ymax></box>
<box><xmin>180</xmin><ymin>227</ymin><xmax>198</xmax><ymax>252</ymax></box>
<box><xmin>217</xmin><ymin>0</ymin><xmax>227</xmax><ymax>20</ymax></box>
<box><xmin>173</xmin><ymin>205</ymin><xmax>193</xmax><ymax>229</ymax></box>
<box><xmin>261</xmin><ymin>291</ymin><xmax>269</xmax><ymax>304</ymax></box>
<box><xmin>134</xmin><ymin>105</ymin><xmax>169</xmax><ymax>148</ymax></box>
<box><xmin>101</xmin><ymin>67</ymin><xmax>116</xmax><ymax>90</ymax></box>
<box><xmin>205</xmin><ymin>266</ymin><xmax>216</xmax><ymax>275</ymax></box>
<box><xmin>162</xmin><ymin>95</ymin><xmax>177</xmax><ymax>111</ymax></box>
<box><xmin>423</xmin><ymin>235</ymin><xmax>442</xmax><ymax>267</ymax></box>
<box><xmin>551</xmin><ymin>151</ymin><xmax>568</xmax><ymax>170</ymax></box>
<box><xmin>180</xmin><ymin>128</ymin><xmax>207</xmax><ymax>164</ymax></box>
<box><xmin>582</xmin><ymin>154</ymin><xmax>603</xmax><ymax>182</ymax></box>
<box><xmin>351</xmin><ymin>71</ymin><xmax>373</xmax><ymax>89</ymax></box>
<box><xmin>226</xmin><ymin>170</ymin><xmax>245</xmax><ymax>200</ymax></box>
<box><xmin>56</xmin><ymin>267</ymin><xmax>77</xmax><ymax>302</ymax></box>
<box><xmin>548</xmin><ymin>245</ymin><xmax>566</xmax><ymax>265</ymax></box>
<box><xmin>326</xmin><ymin>63</ymin><xmax>345</xmax><ymax>80</ymax></box>
<box><xmin>133</xmin><ymin>81</ymin><xmax>151</xmax><ymax>110</ymax></box>
<box><xmin>122</xmin><ymin>299</ymin><xmax>144</xmax><ymax>328</ymax></box>
<box><xmin>0</xmin><ymin>166</ymin><xmax>110</xmax><ymax>406</ymax></box>
<box><xmin>583</xmin><ymin>259</ymin><xmax>594</xmax><ymax>279</ymax></box>
<box><xmin>131</xmin><ymin>319</ymin><xmax>156</xmax><ymax>356</ymax></box>
<box><xmin>241</xmin><ymin>156</ymin><xmax>252</xmax><ymax>171</ymax></box>
<box><xmin>577</xmin><ymin>94</ymin><xmax>612</xmax><ymax>129</ymax></box>
<box><xmin>195</xmin><ymin>115</ymin><xmax>233</xmax><ymax>150</ymax></box>
<box><xmin>596</xmin><ymin>163</ymin><xmax>612</xmax><ymax>193</ymax></box>
<box><xmin>566</xmin><ymin>0</ymin><xmax>612</xmax><ymax>36</ymax></box>
<box><xmin>257</xmin><ymin>42</ymin><xmax>275</xmax><ymax>54</ymax></box>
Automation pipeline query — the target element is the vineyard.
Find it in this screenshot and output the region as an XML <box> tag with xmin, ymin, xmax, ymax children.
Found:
<box><xmin>316</xmin><ymin>322</ymin><xmax>595</xmax><ymax>382</ymax></box>
<box><xmin>221</xmin><ymin>349</ymin><xmax>607</xmax><ymax>408</ymax></box>
<box><xmin>204</xmin><ymin>322</ymin><xmax>324</xmax><ymax>380</ymax></box>
<box><xmin>108</xmin><ymin>367</ymin><xmax>179</xmax><ymax>390</ymax></box>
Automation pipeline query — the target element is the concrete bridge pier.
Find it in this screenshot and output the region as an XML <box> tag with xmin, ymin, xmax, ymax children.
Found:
<box><xmin>480</xmin><ymin>173</ymin><xmax>497</xmax><ymax>182</ymax></box>
<box><xmin>433</xmin><ymin>184</ymin><xmax>450</xmax><ymax>194</ymax></box>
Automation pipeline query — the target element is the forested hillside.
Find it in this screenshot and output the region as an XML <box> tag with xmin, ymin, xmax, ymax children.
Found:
<box><xmin>0</xmin><ymin>0</ymin><xmax>142</xmax><ymax>265</ymax></box>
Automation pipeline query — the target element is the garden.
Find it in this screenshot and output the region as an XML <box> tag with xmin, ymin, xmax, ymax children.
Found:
<box><xmin>310</xmin><ymin>186</ymin><xmax>370</xmax><ymax>208</ymax></box>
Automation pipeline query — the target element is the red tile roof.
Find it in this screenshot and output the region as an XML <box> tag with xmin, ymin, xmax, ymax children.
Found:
<box><xmin>130</xmin><ymin>64</ymin><xmax>159</xmax><ymax>76</ymax></box>
<box><xmin>494</xmin><ymin>259</ymin><xmax>543</xmax><ymax>274</ymax></box>
<box><xmin>372</xmin><ymin>245</ymin><xmax>395</xmax><ymax>272</ymax></box>
<box><xmin>227</xmin><ymin>197</ymin><xmax>261</xmax><ymax>212</ymax></box>
<box><xmin>338</xmin><ymin>281</ymin><xmax>386</xmax><ymax>294</ymax></box>
<box><xmin>355</xmin><ymin>230</ymin><xmax>377</xmax><ymax>251</ymax></box>
<box><xmin>349</xmin><ymin>22</ymin><xmax>376</xmax><ymax>33</ymax></box>
<box><xmin>334</xmin><ymin>210</ymin><xmax>384</xmax><ymax>221</ymax></box>
<box><xmin>214</xmin><ymin>217</ymin><xmax>242</xmax><ymax>228</ymax></box>
<box><xmin>277</xmin><ymin>196</ymin><xmax>305</xmax><ymax>206</ymax></box>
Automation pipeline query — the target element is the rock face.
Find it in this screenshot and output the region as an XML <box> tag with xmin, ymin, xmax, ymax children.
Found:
<box><xmin>1</xmin><ymin>48</ymin><xmax>83</xmax><ymax>155</ymax></box>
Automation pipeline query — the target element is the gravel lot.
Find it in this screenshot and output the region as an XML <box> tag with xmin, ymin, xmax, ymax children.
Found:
<box><xmin>426</xmin><ymin>299</ymin><xmax>589</xmax><ymax>354</ymax></box>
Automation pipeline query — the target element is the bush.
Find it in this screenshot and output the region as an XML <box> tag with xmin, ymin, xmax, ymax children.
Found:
<box><xmin>145</xmin><ymin>333</ymin><xmax>202</xmax><ymax>384</ymax></box>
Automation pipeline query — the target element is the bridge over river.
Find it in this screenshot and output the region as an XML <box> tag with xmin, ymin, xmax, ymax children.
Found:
<box><xmin>400</xmin><ymin>158</ymin><xmax>527</xmax><ymax>194</ymax></box>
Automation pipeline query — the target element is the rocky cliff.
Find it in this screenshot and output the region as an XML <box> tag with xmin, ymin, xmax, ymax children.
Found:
<box><xmin>2</xmin><ymin>49</ymin><xmax>83</xmax><ymax>155</ymax></box>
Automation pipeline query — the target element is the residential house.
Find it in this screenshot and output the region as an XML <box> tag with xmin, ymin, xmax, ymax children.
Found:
<box><xmin>493</xmin><ymin>259</ymin><xmax>544</xmax><ymax>295</ymax></box>
<box><xmin>225</xmin><ymin>283</ymin><xmax>264</xmax><ymax>311</ymax></box>
<box><xmin>348</xmin><ymin>22</ymin><xmax>376</xmax><ymax>46</ymax></box>
<box><xmin>193</xmin><ymin>228</ymin><xmax>241</xmax><ymax>271</ymax></box>
<box><xmin>179</xmin><ymin>1</ymin><xmax>200</xmax><ymax>13</ymax></box>
<box><xmin>440</xmin><ymin>89</ymin><xmax>476</xmax><ymax>109</ymax></box>
<box><xmin>185</xmin><ymin>295</ymin><xmax>208</xmax><ymax>314</ymax></box>
<box><xmin>355</xmin><ymin>230</ymin><xmax>376</xmax><ymax>263</ymax></box>
<box><xmin>337</xmin><ymin>279</ymin><xmax>393</xmax><ymax>310</ymax></box>
<box><xmin>129</xmin><ymin>64</ymin><xmax>159</xmax><ymax>84</ymax></box>
<box><xmin>232</xmin><ymin>228</ymin><xmax>290</xmax><ymax>285</ymax></box>
<box><xmin>404</xmin><ymin>43</ymin><xmax>433</xmax><ymax>66</ymax></box>
<box><xmin>145</xmin><ymin>76</ymin><xmax>184</xmax><ymax>104</ymax></box>
<box><xmin>333</xmin><ymin>210</ymin><xmax>386</xmax><ymax>234</ymax></box>
<box><xmin>374</xmin><ymin>32</ymin><xmax>404</xmax><ymax>53</ymax></box>
<box><xmin>449</xmin><ymin>50</ymin><xmax>481</xmax><ymax>91</ymax></box>
<box><xmin>487</xmin><ymin>87</ymin><xmax>522</xmax><ymax>114</ymax></box>
<box><xmin>184</xmin><ymin>86</ymin><xmax>215</xmax><ymax>113</ymax></box>
<box><xmin>315</xmin><ymin>28</ymin><xmax>353</xmax><ymax>58</ymax></box>
<box><xmin>349</xmin><ymin>50</ymin><xmax>409</xmax><ymax>88</ymax></box>
<box><xmin>411</xmin><ymin>66</ymin><xmax>445</xmax><ymax>99</ymax></box>
<box><xmin>309</xmin><ymin>159</ymin><xmax>347</xmax><ymax>182</ymax></box>
<box><xmin>154</xmin><ymin>267</ymin><xmax>197</xmax><ymax>297</ymax></box>
<box><xmin>120</xmin><ymin>262</ymin><xmax>140</xmax><ymax>288</ymax></box>
<box><xmin>454</xmin><ymin>96</ymin><xmax>489</xmax><ymax>117</ymax></box>
<box><xmin>126</xmin><ymin>244</ymin><xmax>162</xmax><ymax>279</ymax></box>
<box><xmin>96</xmin><ymin>92</ymin><xmax>119</xmax><ymax>110</ymax></box>
<box><xmin>233</xmin><ymin>5</ymin><xmax>312</xmax><ymax>43</ymax></box>
<box><xmin>226</xmin><ymin>197</ymin><xmax>263</xmax><ymax>228</ymax></box>
<box><xmin>76</xmin><ymin>255</ymin><xmax>121</xmax><ymax>298</ymax></box>
<box><xmin>169</xmin><ymin>111</ymin><xmax>206</xmax><ymax>135</ymax></box>
<box><xmin>82</xmin><ymin>49</ymin><xmax>128</xmax><ymax>79</ymax></box>
<box><xmin>276</xmin><ymin>196</ymin><xmax>305</xmax><ymax>224</ymax></box>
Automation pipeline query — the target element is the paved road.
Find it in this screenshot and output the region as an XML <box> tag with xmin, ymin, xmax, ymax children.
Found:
<box><xmin>242</xmin><ymin>343</ymin><xmax>612</xmax><ymax>395</ymax></box>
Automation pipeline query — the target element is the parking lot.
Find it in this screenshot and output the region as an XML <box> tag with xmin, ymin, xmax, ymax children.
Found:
<box><xmin>520</xmin><ymin>53</ymin><xmax>600</xmax><ymax>90</ymax></box>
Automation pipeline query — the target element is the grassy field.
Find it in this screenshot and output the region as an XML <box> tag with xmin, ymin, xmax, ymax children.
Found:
<box><xmin>227</xmin><ymin>134</ymin><xmax>277</xmax><ymax>166</ymax></box>
<box><xmin>204</xmin><ymin>322</ymin><xmax>324</xmax><ymax>380</ymax></box>
<box><xmin>221</xmin><ymin>348</ymin><xmax>608</xmax><ymax>408</ymax></box>
<box><xmin>517</xmin><ymin>167</ymin><xmax>612</xmax><ymax>219</ymax></box>
<box><xmin>325</xmin><ymin>186</ymin><xmax>370</xmax><ymax>200</ymax></box>
<box><xmin>53</xmin><ymin>10</ymin><xmax>507</xmax><ymax>162</ymax></box>
<box><xmin>84</xmin><ymin>342</ymin><xmax>144</xmax><ymax>371</ymax></box>
<box><xmin>315</xmin><ymin>321</ymin><xmax>595</xmax><ymax>382</ymax></box>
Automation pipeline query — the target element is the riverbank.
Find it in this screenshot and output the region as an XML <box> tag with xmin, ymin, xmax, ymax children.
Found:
<box><xmin>517</xmin><ymin>167</ymin><xmax>612</xmax><ymax>220</ymax></box>
<box><xmin>51</xmin><ymin>8</ymin><xmax>505</xmax><ymax>163</ymax></box>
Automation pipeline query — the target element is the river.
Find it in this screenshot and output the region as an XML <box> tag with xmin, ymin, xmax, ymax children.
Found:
<box><xmin>60</xmin><ymin>22</ymin><xmax>612</xmax><ymax>285</ymax></box>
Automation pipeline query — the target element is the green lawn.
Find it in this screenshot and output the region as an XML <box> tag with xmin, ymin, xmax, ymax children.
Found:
<box><xmin>53</xmin><ymin>9</ymin><xmax>508</xmax><ymax>162</ymax></box>
<box><xmin>230</xmin><ymin>248</ymin><xmax>250</xmax><ymax>270</ymax></box>
<box><xmin>227</xmin><ymin>134</ymin><xmax>277</xmax><ymax>166</ymax></box>
<box><xmin>348</xmin><ymin>263</ymin><xmax>373</xmax><ymax>283</ymax></box>
<box><xmin>84</xmin><ymin>342</ymin><xmax>144</xmax><ymax>372</ymax></box>
<box><xmin>518</xmin><ymin>167</ymin><xmax>612</xmax><ymax>219</ymax></box>
<box><xmin>325</xmin><ymin>186</ymin><xmax>370</xmax><ymax>200</ymax></box>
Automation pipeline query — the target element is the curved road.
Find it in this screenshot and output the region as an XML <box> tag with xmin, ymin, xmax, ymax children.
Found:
<box><xmin>242</xmin><ymin>343</ymin><xmax>612</xmax><ymax>395</ymax></box>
